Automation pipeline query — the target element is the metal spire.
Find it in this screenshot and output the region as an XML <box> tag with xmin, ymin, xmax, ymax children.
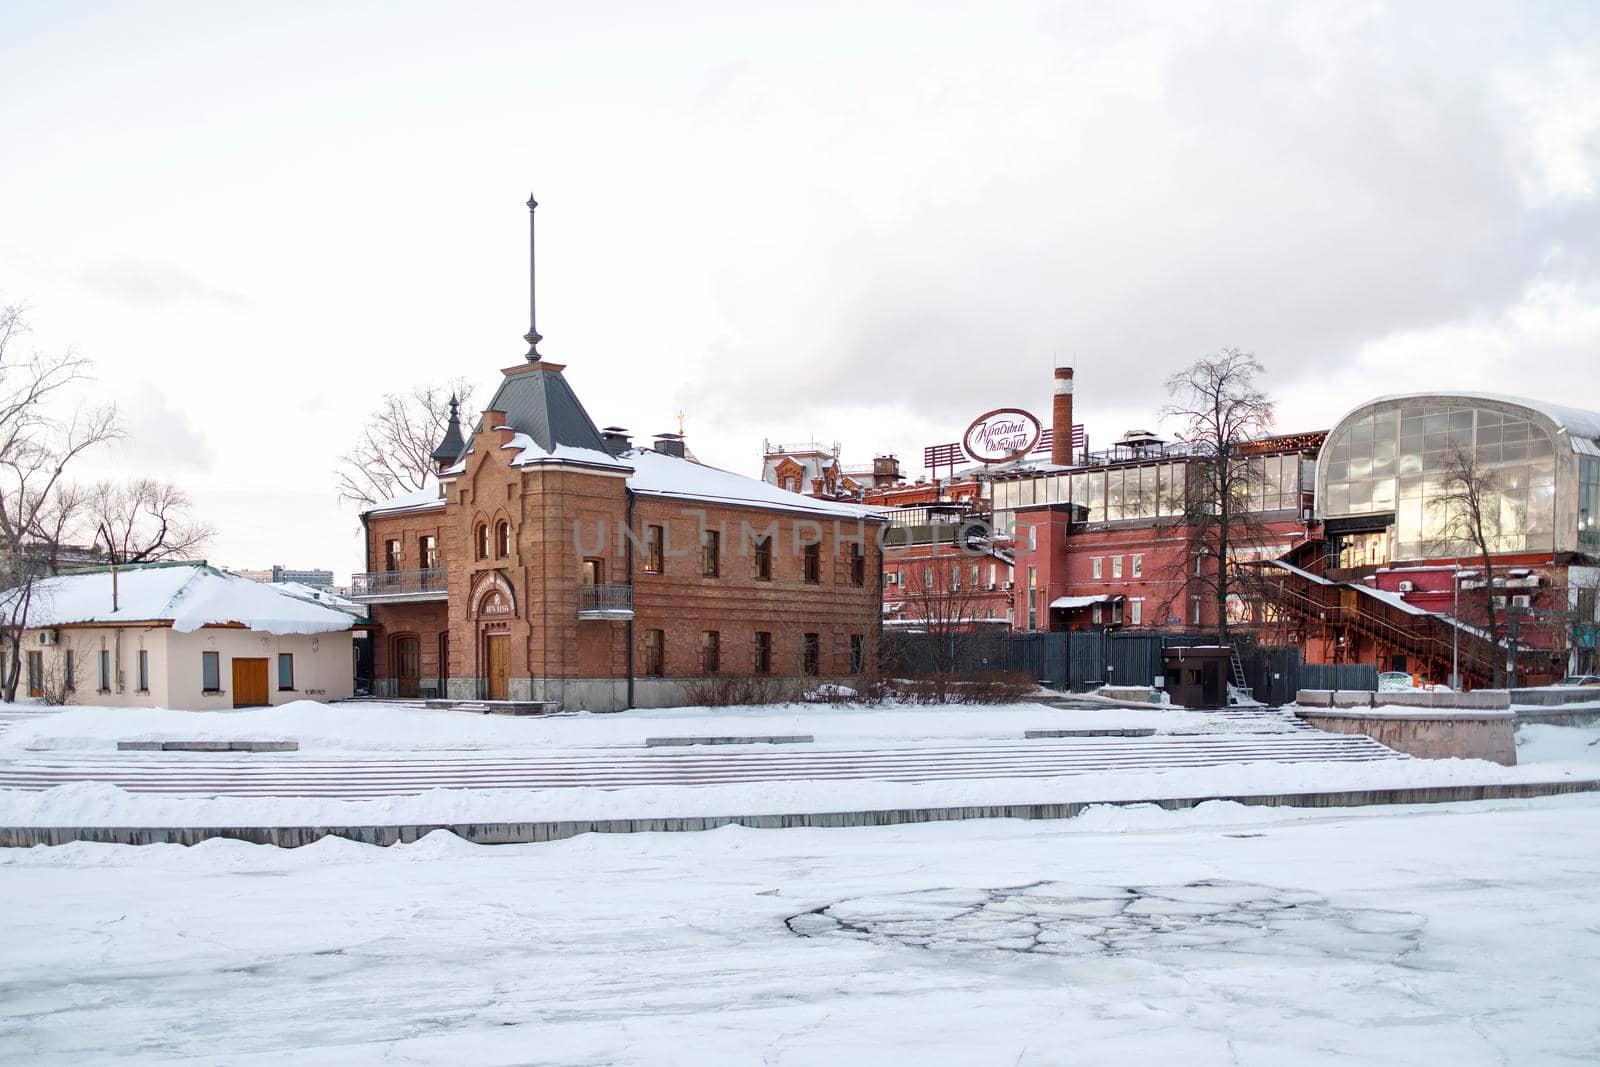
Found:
<box><xmin>523</xmin><ymin>193</ymin><xmax>543</xmax><ymax>362</ymax></box>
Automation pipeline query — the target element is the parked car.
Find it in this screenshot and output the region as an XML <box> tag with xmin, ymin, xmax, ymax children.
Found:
<box><xmin>1377</xmin><ymin>671</ymin><xmax>1414</xmax><ymax>692</ymax></box>
<box><xmin>1555</xmin><ymin>675</ymin><xmax>1600</xmax><ymax>687</ymax></box>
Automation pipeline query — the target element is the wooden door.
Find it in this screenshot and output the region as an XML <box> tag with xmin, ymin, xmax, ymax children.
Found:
<box><xmin>395</xmin><ymin>636</ymin><xmax>421</xmax><ymax>698</ymax></box>
<box><xmin>232</xmin><ymin>658</ymin><xmax>270</xmax><ymax>708</ymax></box>
<box><xmin>485</xmin><ymin>634</ymin><xmax>510</xmax><ymax>701</ymax></box>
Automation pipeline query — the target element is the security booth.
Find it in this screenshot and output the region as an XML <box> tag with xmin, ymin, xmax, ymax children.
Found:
<box><xmin>1161</xmin><ymin>646</ymin><xmax>1233</xmax><ymax>709</ymax></box>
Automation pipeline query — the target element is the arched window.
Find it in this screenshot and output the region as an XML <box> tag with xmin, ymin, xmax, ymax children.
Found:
<box><xmin>495</xmin><ymin>520</ymin><xmax>512</xmax><ymax>558</ymax></box>
<box><xmin>475</xmin><ymin>523</ymin><xmax>489</xmax><ymax>561</ymax></box>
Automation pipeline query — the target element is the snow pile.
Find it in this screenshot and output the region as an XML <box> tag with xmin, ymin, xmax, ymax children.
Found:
<box><xmin>14</xmin><ymin>565</ymin><xmax>355</xmax><ymax>636</ymax></box>
<box><xmin>1516</xmin><ymin>722</ymin><xmax>1600</xmax><ymax>764</ymax></box>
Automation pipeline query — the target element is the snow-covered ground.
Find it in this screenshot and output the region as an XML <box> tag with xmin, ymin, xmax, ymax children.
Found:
<box><xmin>3</xmin><ymin>701</ymin><xmax>1600</xmax><ymax>828</ymax></box>
<box><xmin>0</xmin><ymin>698</ymin><xmax>1263</xmax><ymax>754</ymax></box>
<box><xmin>3</xmin><ymin>796</ymin><xmax>1599</xmax><ymax>1064</ymax></box>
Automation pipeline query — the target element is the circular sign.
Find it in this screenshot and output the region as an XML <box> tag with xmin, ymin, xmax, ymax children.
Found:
<box><xmin>963</xmin><ymin>408</ymin><xmax>1041</xmax><ymax>464</ymax></box>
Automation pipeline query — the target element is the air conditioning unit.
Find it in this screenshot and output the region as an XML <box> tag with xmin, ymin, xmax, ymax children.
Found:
<box><xmin>36</xmin><ymin>630</ymin><xmax>59</xmax><ymax>647</ymax></box>
<box><xmin>1512</xmin><ymin>595</ymin><xmax>1532</xmax><ymax>608</ymax></box>
<box><xmin>1397</xmin><ymin>581</ymin><xmax>1415</xmax><ymax>593</ymax></box>
<box><xmin>1001</xmin><ymin>581</ymin><xmax>1014</xmax><ymax>590</ymax></box>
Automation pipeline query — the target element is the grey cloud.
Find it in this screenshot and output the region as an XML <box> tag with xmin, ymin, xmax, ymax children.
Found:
<box><xmin>677</xmin><ymin>1</ymin><xmax>1600</xmax><ymax>430</ymax></box>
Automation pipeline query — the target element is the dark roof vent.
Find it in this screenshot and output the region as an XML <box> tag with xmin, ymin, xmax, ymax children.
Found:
<box><xmin>652</xmin><ymin>432</ymin><xmax>685</xmax><ymax>459</ymax></box>
<box><xmin>600</xmin><ymin>426</ymin><xmax>632</xmax><ymax>456</ymax></box>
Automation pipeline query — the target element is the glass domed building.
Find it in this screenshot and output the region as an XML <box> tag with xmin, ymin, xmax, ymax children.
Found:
<box><xmin>1315</xmin><ymin>393</ymin><xmax>1600</xmax><ymax>568</ymax></box>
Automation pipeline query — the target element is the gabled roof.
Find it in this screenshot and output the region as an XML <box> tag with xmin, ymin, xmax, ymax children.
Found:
<box><xmin>480</xmin><ymin>364</ymin><xmax>610</xmax><ymax>454</ymax></box>
<box><xmin>11</xmin><ymin>564</ymin><xmax>355</xmax><ymax>635</ymax></box>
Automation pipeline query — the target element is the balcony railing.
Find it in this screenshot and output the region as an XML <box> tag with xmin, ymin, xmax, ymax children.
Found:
<box><xmin>578</xmin><ymin>583</ymin><xmax>634</xmax><ymax>618</ymax></box>
<box><xmin>350</xmin><ymin>568</ymin><xmax>448</xmax><ymax>600</ymax></box>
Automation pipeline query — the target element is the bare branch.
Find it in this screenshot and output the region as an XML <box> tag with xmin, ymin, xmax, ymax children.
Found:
<box><xmin>334</xmin><ymin>379</ymin><xmax>475</xmax><ymax>508</ymax></box>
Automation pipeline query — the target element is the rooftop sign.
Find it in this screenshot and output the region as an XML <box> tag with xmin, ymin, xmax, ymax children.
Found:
<box><xmin>963</xmin><ymin>408</ymin><xmax>1041</xmax><ymax>464</ymax></box>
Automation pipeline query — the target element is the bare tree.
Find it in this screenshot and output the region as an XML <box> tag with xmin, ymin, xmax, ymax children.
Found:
<box><xmin>1431</xmin><ymin>444</ymin><xmax>1508</xmax><ymax>685</ymax></box>
<box><xmin>0</xmin><ymin>302</ymin><xmax>120</xmax><ymax>700</ymax></box>
<box><xmin>87</xmin><ymin>478</ymin><xmax>216</xmax><ymax>565</ymax></box>
<box><xmin>335</xmin><ymin>380</ymin><xmax>476</xmax><ymax>508</ymax></box>
<box><xmin>896</xmin><ymin>550</ymin><xmax>986</xmax><ymax>702</ymax></box>
<box><xmin>1160</xmin><ymin>348</ymin><xmax>1275</xmax><ymax>646</ymax></box>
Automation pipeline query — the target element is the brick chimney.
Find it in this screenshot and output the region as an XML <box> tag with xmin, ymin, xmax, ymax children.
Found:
<box><xmin>1051</xmin><ymin>364</ymin><xmax>1074</xmax><ymax>466</ymax></box>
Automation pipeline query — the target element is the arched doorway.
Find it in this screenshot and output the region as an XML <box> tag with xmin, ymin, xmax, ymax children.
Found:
<box><xmin>394</xmin><ymin>635</ymin><xmax>421</xmax><ymax>698</ymax></box>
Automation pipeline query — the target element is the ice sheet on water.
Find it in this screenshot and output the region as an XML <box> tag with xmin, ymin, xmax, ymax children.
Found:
<box><xmin>790</xmin><ymin>879</ymin><xmax>1425</xmax><ymax>963</ymax></box>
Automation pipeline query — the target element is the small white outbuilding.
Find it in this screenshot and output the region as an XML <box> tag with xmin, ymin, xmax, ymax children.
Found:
<box><xmin>12</xmin><ymin>563</ymin><xmax>358</xmax><ymax>709</ymax></box>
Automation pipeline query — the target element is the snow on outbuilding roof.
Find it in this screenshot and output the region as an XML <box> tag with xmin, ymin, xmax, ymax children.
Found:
<box><xmin>14</xmin><ymin>564</ymin><xmax>356</xmax><ymax>635</ymax></box>
<box><xmin>624</xmin><ymin>448</ymin><xmax>886</xmax><ymax>519</ymax></box>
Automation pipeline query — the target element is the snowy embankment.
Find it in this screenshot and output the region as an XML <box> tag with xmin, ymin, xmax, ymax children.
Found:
<box><xmin>5</xmin><ymin>749</ymin><xmax>1600</xmax><ymax>828</ymax></box>
<box><xmin>0</xmin><ymin>698</ymin><xmax>1252</xmax><ymax>754</ymax></box>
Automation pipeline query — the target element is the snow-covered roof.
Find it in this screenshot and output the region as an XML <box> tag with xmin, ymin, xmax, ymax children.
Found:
<box><xmin>1271</xmin><ymin>559</ymin><xmax>1335</xmax><ymax>586</ymax></box>
<box><xmin>497</xmin><ymin>429</ymin><xmax>632</xmax><ymax>472</ymax></box>
<box><xmin>1336</xmin><ymin>392</ymin><xmax>1600</xmax><ymax>447</ymax></box>
<box><xmin>268</xmin><ymin>582</ymin><xmax>364</xmax><ymax>618</ymax></box>
<box><xmin>14</xmin><ymin>565</ymin><xmax>356</xmax><ymax>635</ymax></box>
<box><xmin>362</xmin><ymin>483</ymin><xmax>445</xmax><ymax>517</ymax></box>
<box><xmin>1351</xmin><ymin>582</ymin><xmax>1433</xmax><ymax>617</ymax></box>
<box><xmin>1050</xmin><ymin>594</ymin><xmax>1115</xmax><ymax>609</ymax></box>
<box><xmin>624</xmin><ymin>448</ymin><xmax>886</xmax><ymax>519</ymax></box>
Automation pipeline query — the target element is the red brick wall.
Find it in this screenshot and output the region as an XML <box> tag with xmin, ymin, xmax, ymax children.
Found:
<box><xmin>364</xmin><ymin>400</ymin><xmax>884</xmax><ymax>698</ymax></box>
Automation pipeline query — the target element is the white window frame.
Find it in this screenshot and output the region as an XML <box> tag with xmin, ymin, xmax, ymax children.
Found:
<box><xmin>1111</xmin><ymin>555</ymin><xmax>1123</xmax><ymax>579</ymax></box>
<box><xmin>1092</xmin><ymin>557</ymin><xmax>1103</xmax><ymax>580</ymax></box>
<box><xmin>1130</xmin><ymin>598</ymin><xmax>1143</xmax><ymax>625</ymax></box>
<box><xmin>1132</xmin><ymin>553</ymin><xmax>1143</xmax><ymax>578</ymax></box>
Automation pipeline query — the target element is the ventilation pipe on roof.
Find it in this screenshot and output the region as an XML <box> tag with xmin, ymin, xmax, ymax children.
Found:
<box><xmin>652</xmin><ymin>433</ymin><xmax>685</xmax><ymax>458</ymax></box>
<box><xmin>601</xmin><ymin>426</ymin><xmax>632</xmax><ymax>456</ymax></box>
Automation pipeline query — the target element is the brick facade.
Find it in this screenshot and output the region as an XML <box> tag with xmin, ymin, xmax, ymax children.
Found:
<box><xmin>361</xmin><ymin>364</ymin><xmax>884</xmax><ymax>710</ymax></box>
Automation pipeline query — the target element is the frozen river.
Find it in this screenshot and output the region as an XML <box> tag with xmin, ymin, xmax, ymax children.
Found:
<box><xmin>2</xmin><ymin>796</ymin><xmax>1598</xmax><ymax>1064</ymax></box>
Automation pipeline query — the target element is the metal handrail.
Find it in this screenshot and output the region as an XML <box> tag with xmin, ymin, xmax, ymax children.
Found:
<box><xmin>350</xmin><ymin>568</ymin><xmax>447</xmax><ymax>597</ymax></box>
<box><xmin>578</xmin><ymin>583</ymin><xmax>633</xmax><ymax>613</ymax></box>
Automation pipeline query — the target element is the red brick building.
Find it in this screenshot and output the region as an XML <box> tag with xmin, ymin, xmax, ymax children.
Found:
<box><xmin>353</xmin><ymin>203</ymin><xmax>884</xmax><ymax>710</ymax></box>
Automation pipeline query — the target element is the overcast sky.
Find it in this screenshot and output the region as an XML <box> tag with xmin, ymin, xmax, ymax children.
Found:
<box><xmin>3</xmin><ymin>1</ymin><xmax>1597</xmax><ymax>580</ymax></box>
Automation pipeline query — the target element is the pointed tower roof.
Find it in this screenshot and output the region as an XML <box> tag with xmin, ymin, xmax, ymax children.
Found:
<box><xmin>431</xmin><ymin>394</ymin><xmax>466</xmax><ymax>465</ymax></box>
<box><xmin>480</xmin><ymin>363</ymin><xmax>610</xmax><ymax>452</ymax></box>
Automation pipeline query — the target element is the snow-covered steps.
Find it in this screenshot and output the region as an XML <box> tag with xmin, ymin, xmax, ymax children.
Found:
<box><xmin>0</xmin><ymin>733</ymin><xmax>1406</xmax><ymax>800</ymax></box>
<box><xmin>645</xmin><ymin>735</ymin><xmax>814</xmax><ymax>747</ymax></box>
<box><xmin>116</xmin><ymin>741</ymin><xmax>299</xmax><ymax>753</ymax></box>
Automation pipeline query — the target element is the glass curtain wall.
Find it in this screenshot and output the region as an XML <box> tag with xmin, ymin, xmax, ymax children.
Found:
<box><xmin>1322</xmin><ymin>402</ymin><xmax>1558</xmax><ymax>558</ymax></box>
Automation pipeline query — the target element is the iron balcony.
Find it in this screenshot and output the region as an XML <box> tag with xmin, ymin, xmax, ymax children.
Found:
<box><xmin>349</xmin><ymin>568</ymin><xmax>448</xmax><ymax>602</ymax></box>
<box><xmin>577</xmin><ymin>583</ymin><xmax>634</xmax><ymax>620</ymax></box>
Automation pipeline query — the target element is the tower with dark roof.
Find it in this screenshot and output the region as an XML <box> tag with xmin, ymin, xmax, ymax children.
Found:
<box><xmin>431</xmin><ymin>394</ymin><xmax>466</xmax><ymax>471</ymax></box>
